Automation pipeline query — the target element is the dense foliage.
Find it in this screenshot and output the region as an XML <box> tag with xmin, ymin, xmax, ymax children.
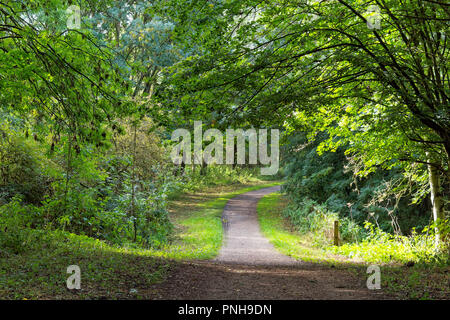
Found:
<box><xmin>154</xmin><ymin>0</ymin><xmax>449</xmax><ymax>254</ymax></box>
<box><xmin>282</xmin><ymin>132</ymin><xmax>430</xmax><ymax>235</ymax></box>
<box><xmin>0</xmin><ymin>0</ymin><xmax>448</xmax><ymax>275</ymax></box>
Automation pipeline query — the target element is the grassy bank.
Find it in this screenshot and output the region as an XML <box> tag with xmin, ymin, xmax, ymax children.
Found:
<box><xmin>0</xmin><ymin>229</ymin><xmax>169</xmax><ymax>299</ymax></box>
<box><xmin>257</xmin><ymin>192</ymin><xmax>450</xmax><ymax>299</ymax></box>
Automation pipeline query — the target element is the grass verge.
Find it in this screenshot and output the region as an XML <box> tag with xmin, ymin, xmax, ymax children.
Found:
<box><xmin>0</xmin><ymin>229</ymin><xmax>168</xmax><ymax>299</ymax></box>
<box><xmin>257</xmin><ymin>192</ymin><xmax>450</xmax><ymax>299</ymax></box>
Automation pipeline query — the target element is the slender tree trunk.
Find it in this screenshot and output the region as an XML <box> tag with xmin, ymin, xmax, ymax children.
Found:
<box><xmin>180</xmin><ymin>159</ymin><xmax>185</xmax><ymax>176</ymax></box>
<box><xmin>427</xmin><ymin>155</ymin><xmax>444</xmax><ymax>246</ymax></box>
<box><xmin>232</xmin><ymin>143</ymin><xmax>237</xmax><ymax>169</ymax></box>
<box><xmin>64</xmin><ymin>134</ymin><xmax>73</xmax><ymax>199</ymax></box>
<box><xmin>131</xmin><ymin>124</ymin><xmax>137</xmax><ymax>242</ymax></box>
<box><xmin>115</xmin><ymin>22</ymin><xmax>120</xmax><ymax>47</ymax></box>
<box><xmin>200</xmin><ymin>160</ymin><xmax>207</xmax><ymax>176</ymax></box>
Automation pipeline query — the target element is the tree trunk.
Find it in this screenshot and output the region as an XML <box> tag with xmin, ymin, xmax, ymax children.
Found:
<box><xmin>427</xmin><ymin>156</ymin><xmax>444</xmax><ymax>246</ymax></box>
<box><xmin>200</xmin><ymin>160</ymin><xmax>207</xmax><ymax>176</ymax></box>
<box><xmin>232</xmin><ymin>143</ymin><xmax>237</xmax><ymax>169</ymax></box>
<box><xmin>131</xmin><ymin>123</ymin><xmax>137</xmax><ymax>242</ymax></box>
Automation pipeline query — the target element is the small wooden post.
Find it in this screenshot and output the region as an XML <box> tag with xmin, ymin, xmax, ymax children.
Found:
<box><xmin>334</xmin><ymin>220</ymin><xmax>340</xmax><ymax>246</ymax></box>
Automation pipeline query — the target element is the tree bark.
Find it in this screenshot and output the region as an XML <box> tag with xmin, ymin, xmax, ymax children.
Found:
<box><xmin>200</xmin><ymin>160</ymin><xmax>207</xmax><ymax>176</ymax></box>
<box><xmin>131</xmin><ymin>123</ymin><xmax>137</xmax><ymax>242</ymax></box>
<box><xmin>427</xmin><ymin>154</ymin><xmax>444</xmax><ymax>246</ymax></box>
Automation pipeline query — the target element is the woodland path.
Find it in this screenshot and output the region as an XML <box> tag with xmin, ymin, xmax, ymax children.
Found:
<box><xmin>215</xmin><ymin>185</ymin><xmax>297</xmax><ymax>265</ymax></box>
<box><xmin>148</xmin><ymin>187</ymin><xmax>390</xmax><ymax>300</ymax></box>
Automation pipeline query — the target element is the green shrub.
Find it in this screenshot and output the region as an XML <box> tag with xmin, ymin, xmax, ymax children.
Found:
<box><xmin>0</xmin><ymin>116</ymin><xmax>268</xmax><ymax>252</ymax></box>
<box><xmin>282</xmin><ymin>198</ymin><xmax>449</xmax><ymax>265</ymax></box>
<box><xmin>283</xmin><ymin>198</ymin><xmax>366</xmax><ymax>246</ymax></box>
<box><xmin>329</xmin><ymin>221</ymin><xmax>449</xmax><ymax>265</ymax></box>
<box><xmin>0</xmin><ymin>125</ymin><xmax>53</xmax><ymax>205</ymax></box>
<box><xmin>177</xmin><ymin>165</ymin><xmax>260</xmax><ymax>192</ymax></box>
<box><xmin>282</xmin><ymin>132</ymin><xmax>430</xmax><ymax>235</ymax></box>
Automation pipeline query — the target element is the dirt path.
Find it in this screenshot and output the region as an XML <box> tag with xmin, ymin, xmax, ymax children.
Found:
<box><xmin>215</xmin><ymin>185</ymin><xmax>296</xmax><ymax>265</ymax></box>
<box><xmin>148</xmin><ymin>187</ymin><xmax>391</xmax><ymax>300</ymax></box>
<box><xmin>149</xmin><ymin>261</ymin><xmax>388</xmax><ymax>299</ymax></box>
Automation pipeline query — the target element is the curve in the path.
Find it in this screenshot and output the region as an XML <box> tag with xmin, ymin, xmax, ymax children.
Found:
<box><xmin>215</xmin><ymin>185</ymin><xmax>299</xmax><ymax>265</ymax></box>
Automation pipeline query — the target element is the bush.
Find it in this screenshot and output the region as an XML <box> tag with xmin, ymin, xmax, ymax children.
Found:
<box><xmin>282</xmin><ymin>132</ymin><xmax>430</xmax><ymax>235</ymax></box>
<box><xmin>0</xmin><ymin>116</ymin><xmax>265</xmax><ymax>252</ymax></box>
<box><xmin>282</xmin><ymin>198</ymin><xmax>366</xmax><ymax>246</ymax></box>
<box><xmin>171</xmin><ymin>164</ymin><xmax>260</xmax><ymax>193</ymax></box>
<box><xmin>329</xmin><ymin>222</ymin><xmax>449</xmax><ymax>265</ymax></box>
<box><xmin>281</xmin><ymin>197</ymin><xmax>449</xmax><ymax>265</ymax></box>
<box><xmin>0</xmin><ymin>124</ymin><xmax>53</xmax><ymax>205</ymax></box>
<box><xmin>0</xmin><ymin>197</ymin><xmax>47</xmax><ymax>255</ymax></box>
